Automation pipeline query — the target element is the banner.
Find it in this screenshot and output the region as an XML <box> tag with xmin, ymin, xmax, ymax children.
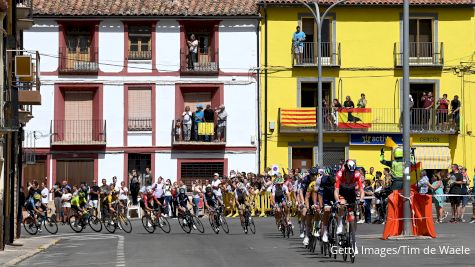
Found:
<box><xmin>337</xmin><ymin>108</ymin><xmax>372</xmax><ymax>129</ymax></box>
<box><xmin>198</xmin><ymin>122</ymin><xmax>214</xmax><ymax>135</ymax></box>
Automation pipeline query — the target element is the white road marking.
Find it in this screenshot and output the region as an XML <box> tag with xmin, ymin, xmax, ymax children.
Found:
<box><xmin>116</xmin><ymin>235</ymin><xmax>125</xmax><ymax>267</ymax></box>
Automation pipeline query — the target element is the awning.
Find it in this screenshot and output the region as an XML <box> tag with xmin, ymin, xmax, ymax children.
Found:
<box><xmin>414</xmin><ymin>146</ymin><xmax>451</xmax><ymax>170</ymax></box>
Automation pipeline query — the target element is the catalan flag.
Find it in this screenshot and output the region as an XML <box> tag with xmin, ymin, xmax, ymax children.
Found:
<box><xmin>280</xmin><ymin>108</ymin><xmax>316</xmax><ymax>127</ymax></box>
<box><xmin>337</xmin><ymin>108</ymin><xmax>372</xmax><ymax>129</ymax></box>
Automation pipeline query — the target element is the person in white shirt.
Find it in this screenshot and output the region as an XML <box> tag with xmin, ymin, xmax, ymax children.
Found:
<box><xmin>153</xmin><ymin>177</ymin><xmax>165</xmax><ymax>210</ymax></box>
<box><xmin>187</xmin><ymin>34</ymin><xmax>199</xmax><ymax>69</ymax></box>
<box><xmin>211</xmin><ymin>173</ymin><xmax>222</xmax><ymax>200</ymax></box>
<box><xmin>182</xmin><ymin>106</ymin><xmax>193</xmax><ymax>141</ymax></box>
<box><xmin>40</xmin><ymin>181</ymin><xmax>49</xmax><ymax>208</ymax></box>
<box><xmin>119</xmin><ymin>181</ymin><xmax>129</xmax><ymax>207</ymax></box>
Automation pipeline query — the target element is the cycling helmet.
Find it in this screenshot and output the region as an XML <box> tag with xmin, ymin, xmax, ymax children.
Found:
<box><xmin>146</xmin><ymin>186</ymin><xmax>153</xmax><ymax>194</ymax></box>
<box><xmin>344</xmin><ymin>160</ymin><xmax>357</xmax><ymax>172</ymax></box>
<box><xmin>33</xmin><ymin>193</ymin><xmax>41</xmax><ymax>201</ymax></box>
<box><xmin>205</xmin><ymin>186</ymin><xmax>212</xmax><ymax>193</ymax></box>
<box><xmin>274</xmin><ymin>177</ymin><xmax>284</xmax><ymax>184</ymax></box>
<box><xmin>178</xmin><ymin>187</ymin><xmax>186</xmax><ymax>195</ymax></box>
<box><xmin>309</xmin><ymin>167</ymin><xmax>319</xmax><ymax>175</ymax></box>
<box><xmin>324</xmin><ymin>167</ymin><xmax>332</xmax><ymax>175</ymax></box>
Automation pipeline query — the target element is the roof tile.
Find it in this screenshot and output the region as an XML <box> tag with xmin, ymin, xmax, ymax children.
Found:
<box><xmin>264</xmin><ymin>0</ymin><xmax>474</xmax><ymax>5</ymax></box>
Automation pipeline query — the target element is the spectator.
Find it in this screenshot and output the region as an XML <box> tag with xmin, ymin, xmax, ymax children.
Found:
<box><xmin>119</xmin><ymin>181</ymin><xmax>128</xmax><ymax>213</ymax></box>
<box><xmin>153</xmin><ymin>176</ymin><xmax>164</xmax><ymax>211</ymax></box>
<box><xmin>417</xmin><ymin>170</ymin><xmax>430</xmax><ymax>194</ymax></box>
<box><xmin>292</xmin><ymin>26</ymin><xmax>306</xmax><ymax>65</ymax></box>
<box><xmin>357</xmin><ymin>93</ymin><xmax>367</xmax><ymax>108</ymax></box>
<box><xmin>383</xmin><ymin>168</ymin><xmax>391</xmax><ymax>188</ymax></box>
<box><xmin>450</xmin><ymin>95</ymin><xmax>461</xmax><ymax>132</ymax></box>
<box><xmin>436</xmin><ymin>93</ymin><xmax>449</xmax><ymax>130</ymax></box>
<box><xmin>164</xmin><ymin>179</ymin><xmax>173</xmax><ymax>217</ymax></box>
<box><xmin>211</xmin><ymin>173</ymin><xmax>222</xmax><ymax>201</ymax></box>
<box><xmin>182</xmin><ymin>106</ymin><xmax>193</xmax><ymax>141</ymax></box>
<box><xmin>448</xmin><ymin>164</ymin><xmax>464</xmax><ymax>223</ymax></box>
<box><xmin>130</xmin><ymin>170</ymin><xmax>140</xmax><ymax>205</ymax></box>
<box><xmin>366</xmin><ymin>167</ymin><xmax>375</xmax><ymax>182</ymax></box>
<box><xmin>427</xmin><ymin>172</ymin><xmax>447</xmax><ymax>223</ymax></box>
<box><xmin>144</xmin><ymin>167</ymin><xmax>153</xmax><ymax>187</ymax></box>
<box><xmin>421</xmin><ymin>92</ymin><xmax>435</xmax><ymax>130</ymax></box>
<box><xmin>204</xmin><ymin>104</ymin><xmax>215</xmax><ymax>142</ymax></box>
<box><xmin>187</xmin><ymin>34</ymin><xmax>198</xmax><ymax>70</ymax></box>
<box><xmin>51</xmin><ymin>182</ymin><xmax>63</xmax><ymax>222</ymax></box>
<box><xmin>61</xmin><ymin>187</ymin><xmax>72</xmax><ymax>224</ymax></box>
<box><xmin>329</xmin><ymin>98</ymin><xmax>342</xmax><ymax>128</ymax></box>
<box><xmin>344</xmin><ymin>96</ymin><xmax>358</xmax><ymax>122</ymax></box>
<box><xmin>193</xmin><ymin>104</ymin><xmax>205</xmax><ymax>141</ymax></box>
<box><xmin>460</xmin><ymin>167</ymin><xmax>469</xmax><ymax>222</ymax></box>
<box><xmin>89</xmin><ymin>180</ymin><xmax>100</xmax><ymax>216</ymax></box>
<box><xmin>40</xmin><ymin>181</ymin><xmax>49</xmax><ymax>210</ymax></box>
<box><xmin>373</xmin><ymin>180</ymin><xmax>385</xmax><ymax>223</ymax></box>
<box><xmin>100</xmin><ymin>178</ymin><xmax>110</xmax><ymax>198</ymax></box>
<box><xmin>192</xmin><ymin>179</ymin><xmax>202</xmax><ymax>216</ymax></box>
<box><xmin>216</xmin><ymin>105</ymin><xmax>227</xmax><ymax>142</ymax></box>
<box><xmin>363</xmin><ymin>180</ymin><xmax>373</xmax><ymax>223</ymax></box>
<box><xmin>175</xmin><ymin>119</ymin><xmax>182</xmax><ymax>141</ymax></box>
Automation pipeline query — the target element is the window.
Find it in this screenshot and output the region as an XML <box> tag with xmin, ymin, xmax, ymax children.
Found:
<box><xmin>409</xmin><ymin>18</ymin><xmax>433</xmax><ymax>58</ymax></box>
<box><xmin>300</xmin><ymin>82</ymin><xmax>332</xmax><ymax>107</ymax></box>
<box><xmin>60</xmin><ymin>25</ymin><xmax>98</xmax><ymax>73</ymax></box>
<box><xmin>300</xmin><ymin>18</ymin><xmax>332</xmax><ymax>60</ymax></box>
<box><xmin>66</xmin><ymin>26</ymin><xmax>92</xmax><ymax>55</ymax></box>
<box><xmin>180</xmin><ymin>162</ymin><xmax>224</xmax><ymax>188</ymax></box>
<box><xmin>180</xmin><ymin>22</ymin><xmax>218</xmax><ymax>73</ymax></box>
<box><xmin>128</xmin><ymin>88</ymin><xmax>152</xmax><ymax>131</ymax></box>
<box><xmin>128</xmin><ymin>25</ymin><xmax>152</xmax><ymax>60</ymax></box>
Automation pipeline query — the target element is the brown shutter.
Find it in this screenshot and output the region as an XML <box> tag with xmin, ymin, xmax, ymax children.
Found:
<box><xmin>56</xmin><ymin>160</ymin><xmax>94</xmax><ymax>186</ymax></box>
<box><xmin>64</xmin><ymin>91</ymin><xmax>93</xmax><ymax>143</ymax></box>
<box><xmin>183</xmin><ymin>92</ymin><xmax>212</xmax><ymax>112</ymax></box>
<box><xmin>128</xmin><ymin>88</ymin><xmax>152</xmax><ymax>130</ymax></box>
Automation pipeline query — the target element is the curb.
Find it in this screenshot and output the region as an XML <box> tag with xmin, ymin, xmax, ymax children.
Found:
<box><xmin>6</xmin><ymin>238</ymin><xmax>61</xmax><ymax>266</ymax></box>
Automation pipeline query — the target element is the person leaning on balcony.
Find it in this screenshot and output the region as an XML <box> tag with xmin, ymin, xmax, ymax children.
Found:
<box><xmin>182</xmin><ymin>106</ymin><xmax>193</xmax><ymax>141</ymax></box>
<box><xmin>216</xmin><ymin>105</ymin><xmax>228</xmax><ymax>142</ymax></box>
<box><xmin>357</xmin><ymin>93</ymin><xmax>367</xmax><ymax>108</ymax></box>
<box><xmin>436</xmin><ymin>93</ymin><xmax>449</xmax><ymax>131</ymax></box>
<box><xmin>450</xmin><ymin>95</ymin><xmax>461</xmax><ymax>132</ymax></box>
<box><xmin>292</xmin><ymin>26</ymin><xmax>306</xmax><ymax>65</ymax></box>
<box><xmin>421</xmin><ymin>92</ymin><xmax>435</xmax><ymax>130</ymax></box>
<box><xmin>187</xmin><ymin>34</ymin><xmax>199</xmax><ymax>70</ymax></box>
<box><xmin>343</xmin><ymin>96</ymin><xmax>357</xmax><ymax>122</ymax></box>
<box><xmin>329</xmin><ymin>99</ymin><xmax>342</xmax><ymax>128</ymax></box>
<box><xmin>204</xmin><ymin>104</ymin><xmax>215</xmax><ymax>142</ymax></box>
<box><xmin>193</xmin><ymin>104</ymin><xmax>205</xmax><ymax>141</ymax></box>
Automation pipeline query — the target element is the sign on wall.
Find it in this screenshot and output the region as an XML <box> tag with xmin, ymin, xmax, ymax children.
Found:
<box><xmin>350</xmin><ymin>134</ymin><xmax>449</xmax><ymax>146</ymax></box>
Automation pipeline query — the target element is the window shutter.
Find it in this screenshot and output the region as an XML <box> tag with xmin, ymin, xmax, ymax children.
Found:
<box><xmin>128</xmin><ymin>88</ymin><xmax>152</xmax><ymax>130</ymax></box>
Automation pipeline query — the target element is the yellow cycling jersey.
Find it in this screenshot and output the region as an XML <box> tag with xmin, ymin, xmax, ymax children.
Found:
<box><xmin>308</xmin><ymin>181</ymin><xmax>317</xmax><ymax>194</ymax></box>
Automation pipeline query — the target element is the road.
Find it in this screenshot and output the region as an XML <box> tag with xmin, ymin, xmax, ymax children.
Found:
<box><xmin>18</xmin><ymin>217</ymin><xmax>475</xmax><ymax>267</ymax></box>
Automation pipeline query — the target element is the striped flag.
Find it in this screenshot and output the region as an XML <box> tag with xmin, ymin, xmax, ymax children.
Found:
<box><xmin>280</xmin><ymin>108</ymin><xmax>316</xmax><ymax>127</ymax></box>
<box><xmin>337</xmin><ymin>108</ymin><xmax>372</xmax><ymax>129</ymax></box>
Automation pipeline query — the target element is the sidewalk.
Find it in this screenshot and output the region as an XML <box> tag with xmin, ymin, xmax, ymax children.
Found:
<box><xmin>0</xmin><ymin>236</ymin><xmax>60</xmax><ymax>266</ymax></box>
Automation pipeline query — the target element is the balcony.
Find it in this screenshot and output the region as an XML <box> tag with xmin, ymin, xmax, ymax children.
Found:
<box><xmin>128</xmin><ymin>50</ymin><xmax>152</xmax><ymax>61</ymax></box>
<box><xmin>180</xmin><ymin>48</ymin><xmax>219</xmax><ymax>75</ymax></box>
<box><xmin>59</xmin><ymin>47</ymin><xmax>99</xmax><ymax>74</ymax></box>
<box><xmin>16</xmin><ymin>0</ymin><xmax>32</xmax><ymax>19</ymax></box>
<box><xmin>128</xmin><ymin>118</ymin><xmax>152</xmax><ymax>131</ymax></box>
<box><xmin>279</xmin><ymin>108</ymin><xmax>456</xmax><ymax>134</ymax></box>
<box><xmin>14</xmin><ymin>51</ymin><xmax>41</xmax><ymax>106</ymax></box>
<box><xmin>292</xmin><ymin>42</ymin><xmax>341</xmax><ymax>67</ymax></box>
<box><xmin>172</xmin><ymin>120</ymin><xmax>226</xmax><ymax>146</ymax></box>
<box><xmin>51</xmin><ymin>120</ymin><xmax>107</xmax><ymax>145</ymax></box>
<box><xmin>394</xmin><ymin>42</ymin><xmax>444</xmax><ymax>67</ymax></box>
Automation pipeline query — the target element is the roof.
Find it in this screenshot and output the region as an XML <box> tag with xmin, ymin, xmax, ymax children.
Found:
<box><xmin>264</xmin><ymin>0</ymin><xmax>474</xmax><ymax>5</ymax></box>
<box><xmin>33</xmin><ymin>0</ymin><xmax>259</xmax><ymax>17</ymax></box>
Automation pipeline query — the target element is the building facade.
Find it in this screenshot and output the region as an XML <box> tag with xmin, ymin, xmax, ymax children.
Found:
<box><xmin>23</xmin><ymin>0</ymin><xmax>260</xmax><ymax>188</ymax></box>
<box><xmin>260</xmin><ymin>1</ymin><xmax>475</xmax><ymax>178</ymax></box>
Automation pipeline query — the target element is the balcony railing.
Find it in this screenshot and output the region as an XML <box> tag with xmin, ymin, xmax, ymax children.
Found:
<box><xmin>51</xmin><ymin>120</ymin><xmax>106</xmax><ymax>145</ymax></box>
<box><xmin>172</xmin><ymin>120</ymin><xmax>226</xmax><ymax>145</ymax></box>
<box><xmin>292</xmin><ymin>42</ymin><xmax>341</xmax><ymax>67</ymax></box>
<box><xmin>14</xmin><ymin>50</ymin><xmax>41</xmax><ymax>106</ymax></box>
<box><xmin>16</xmin><ymin>0</ymin><xmax>33</xmax><ymax>19</ymax></box>
<box><xmin>128</xmin><ymin>118</ymin><xmax>152</xmax><ymax>131</ymax></box>
<box><xmin>180</xmin><ymin>48</ymin><xmax>219</xmax><ymax>75</ymax></box>
<box><xmin>394</xmin><ymin>42</ymin><xmax>444</xmax><ymax>66</ymax></box>
<box><xmin>279</xmin><ymin>107</ymin><xmax>457</xmax><ymax>134</ymax></box>
<box><xmin>59</xmin><ymin>47</ymin><xmax>99</xmax><ymax>74</ymax></box>
<box><xmin>128</xmin><ymin>50</ymin><xmax>152</xmax><ymax>60</ymax></box>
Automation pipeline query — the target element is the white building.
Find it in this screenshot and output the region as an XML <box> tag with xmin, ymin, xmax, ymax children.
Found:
<box><xmin>22</xmin><ymin>0</ymin><xmax>260</xmax><ymax>187</ymax></box>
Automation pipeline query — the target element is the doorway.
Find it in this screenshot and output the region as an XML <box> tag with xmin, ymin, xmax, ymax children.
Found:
<box><xmin>291</xmin><ymin>147</ymin><xmax>313</xmax><ymax>171</ymax></box>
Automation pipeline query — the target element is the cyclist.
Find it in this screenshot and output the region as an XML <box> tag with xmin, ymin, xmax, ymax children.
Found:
<box><xmin>300</xmin><ymin>166</ymin><xmax>319</xmax><ymax>246</ymax></box>
<box><xmin>176</xmin><ymin>187</ymin><xmax>191</xmax><ymax>216</ymax></box>
<box><xmin>305</xmin><ymin>168</ymin><xmax>322</xmax><ymax>242</ymax></box>
<box><xmin>235</xmin><ymin>182</ymin><xmax>250</xmax><ymax>233</ymax></box>
<box><xmin>204</xmin><ymin>186</ymin><xmax>223</xmax><ymax>232</ymax></box>
<box><xmin>140</xmin><ymin>186</ymin><xmax>162</xmax><ymax>215</ymax></box>
<box><xmin>334</xmin><ymin>160</ymin><xmax>365</xmax><ymax>234</ymax></box>
<box><xmin>25</xmin><ymin>193</ymin><xmax>43</xmax><ymax>231</ymax></box>
<box><xmin>71</xmin><ymin>191</ymin><xmax>88</xmax><ymax>217</ymax></box>
<box><xmin>272</xmin><ymin>177</ymin><xmax>291</xmax><ymax>230</ymax></box>
<box><xmin>318</xmin><ymin>167</ymin><xmax>336</xmax><ymax>242</ymax></box>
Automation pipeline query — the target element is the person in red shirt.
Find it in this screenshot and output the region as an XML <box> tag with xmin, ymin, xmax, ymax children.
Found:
<box><xmin>334</xmin><ymin>160</ymin><xmax>365</xmax><ymax>234</ymax></box>
<box><xmin>421</xmin><ymin>92</ymin><xmax>435</xmax><ymax>130</ymax></box>
<box><xmin>437</xmin><ymin>93</ymin><xmax>449</xmax><ymax>130</ymax></box>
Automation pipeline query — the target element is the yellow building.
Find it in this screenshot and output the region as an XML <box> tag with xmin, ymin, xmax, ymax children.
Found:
<box><xmin>259</xmin><ymin>0</ymin><xmax>475</xmax><ymax>180</ymax></box>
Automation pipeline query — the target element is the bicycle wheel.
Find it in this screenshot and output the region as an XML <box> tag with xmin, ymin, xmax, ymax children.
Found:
<box><xmin>329</xmin><ymin>217</ymin><xmax>338</xmax><ymax>259</ymax></box>
<box><xmin>88</xmin><ymin>215</ymin><xmax>103</xmax><ymax>232</ymax></box>
<box><xmin>209</xmin><ymin>215</ymin><xmax>219</xmax><ymax>234</ymax></box>
<box><xmin>178</xmin><ymin>216</ymin><xmax>192</xmax><ymax>233</ymax></box>
<box><xmin>23</xmin><ymin>216</ymin><xmax>38</xmax><ymax>235</ymax></box>
<box><xmin>192</xmin><ymin>215</ymin><xmax>205</xmax><ymax>233</ymax></box>
<box><xmin>220</xmin><ymin>214</ymin><xmax>230</xmax><ymax>234</ymax></box>
<box><xmin>349</xmin><ymin>222</ymin><xmax>356</xmax><ymax>263</ymax></box>
<box><xmin>119</xmin><ymin>215</ymin><xmax>133</xmax><ymax>233</ymax></box>
<box><xmin>158</xmin><ymin>216</ymin><xmax>171</xmax><ymax>233</ymax></box>
<box><xmin>141</xmin><ymin>215</ymin><xmax>155</xmax><ymax>233</ymax></box>
<box><xmin>248</xmin><ymin>217</ymin><xmax>256</xmax><ymax>234</ymax></box>
<box><xmin>69</xmin><ymin>215</ymin><xmax>84</xmax><ymax>233</ymax></box>
<box><xmin>44</xmin><ymin>217</ymin><xmax>58</xmax><ymax>234</ymax></box>
<box><xmin>103</xmin><ymin>215</ymin><xmax>117</xmax><ymax>234</ymax></box>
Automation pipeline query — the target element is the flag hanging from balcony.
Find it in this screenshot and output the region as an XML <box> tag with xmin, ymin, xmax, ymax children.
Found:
<box><xmin>337</xmin><ymin>108</ymin><xmax>372</xmax><ymax>129</ymax></box>
<box><xmin>280</xmin><ymin>108</ymin><xmax>316</xmax><ymax>127</ymax></box>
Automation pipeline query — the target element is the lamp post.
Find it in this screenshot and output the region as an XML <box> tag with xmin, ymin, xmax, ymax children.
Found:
<box><xmin>298</xmin><ymin>0</ymin><xmax>347</xmax><ymax>166</ymax></box>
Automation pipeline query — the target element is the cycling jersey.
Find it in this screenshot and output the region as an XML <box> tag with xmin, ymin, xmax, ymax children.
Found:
<box><xmin>272</xmin><ymin>184</ymin><xmax>288</xmax><ymax>204</ymax></box>
<box><xmin>235</xmin><ymin>188</ymin><xmax>249</xmax><ymax>205</ymax></box>
<box><xmin>307</xmin><ymin>180</ymin><xmax>318</xmax><ymax>207</ymax></box>
<box><xmin>319</xmin><ymin>175</ymin><xmax>335</xmax><ymax>206</ymax></box>
<box><xmin>140</xmin><ymin>193</ymin><xmax>158</xmax><ymax>209</ymax></box>
<box><xmin>71</xmin><ymin>196</ymin><xmax>86</xmax><ymax>208</ymax></box>
<box><xmin>335</xmin><ymin>170</ymin><xmax>362</xmax><ymax>204</ymax></box>
<box><xmin>177</xmin><ymin>194</ymin><xmax>189</xmax><ymax>208</ymax></box>
<box><xmin>25</xmin><ymin>197</ymin><xmax>37</xmax><ymax>211</ymax></box>
<box><xmin>204</xmin><ymin>192</ymin><xmax>218</xmax><ymax>208</ymax></box>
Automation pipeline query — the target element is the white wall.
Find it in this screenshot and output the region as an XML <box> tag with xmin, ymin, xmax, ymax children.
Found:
<box><xmin>219</xmin><ymin>20</ymin><xmax>258</xmax><ymax>73</ymax></box>
<box><xmin>99</xmin><ymin>20</ymin><xmax>124</xmax><ymax>73</ymax></box>
<box><xmin>128</xmin><ymin>132</ymin><xmax>152</xmax><ymax>146</ymax></box>
<box><xmin>154</xmin><ymin>152</ymin><xmax>177</xmax><ymax>181</ymax></box>
<box><xmin>156</xmin><ymin>20</ymin><xmax>180</xmax><ymax>72</ymax></box>
<box><xmin>24</xmin><ymin>20</ymin><xmax>59</xmax><ymax>72</ymax></box>
<box><xmin>155</xmin><ymin>84</ymin><xmax>175</xmax><ymax>146</ymax></box>
<box><xmin>24</xmin><ymin>84</ymin><xmax>54</xmax><ymax>148</ymax></box>
<box><xmin>98</xmin><ymin>153</ymin><xmax>125</xmax><ymax>185</ymax></box>
<box><xmin>103</xmin><ymin>84</ymin><xmax>124</xmax><ymax>147</ymax></box>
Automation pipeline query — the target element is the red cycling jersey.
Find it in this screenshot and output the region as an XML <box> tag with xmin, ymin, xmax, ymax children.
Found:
<box><xmin>142</xmin><ymin>193</ymin><xmax>158</xmax><ymax>209</ymax></box>
<box><xmin>335</xmin><ymin>170</ymin><xmax>363</xmax><ymax>189</ymax></box>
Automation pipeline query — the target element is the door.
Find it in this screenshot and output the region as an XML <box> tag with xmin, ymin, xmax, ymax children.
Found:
<box><xmin>409</xmin><ymin>19</ymin><xmax>433</xmax><ymax>59</ymax></box>
<box><xmin>23</xmin><ymin>158</ymin><xmax>46</xmax><ymax>188</ymax></box>
<box><xmin>56</xmin><ymin>160</ymin><xmax>94</xmax><ymax>187</ymax></box>
<box><xmin>66</xmin><ymin>26</ymin><xmax>93</xmax><ymax>68</ymax></box>
<box><xmin>300</xmin><ymin>82</ymin><xmax>332</xmax><ymax>108</ymax></box>
<box><xmin>292</xmin><ymin>147</ymin><xmax>313</xmax><ymax>170</ymax></box>
<box><xmin>64</xmin><ymin>91</ymin><xmax>93</xmax><ymax>144</ymax></box>
<box><xmin>127</xmin><ymin>154</ymin><xmax>151</xmax><ymax>185</ymax></box>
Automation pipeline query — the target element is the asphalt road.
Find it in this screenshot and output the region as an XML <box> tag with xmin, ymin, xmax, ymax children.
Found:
<box><xmin>18</xmin><ymin>217</ymin><xmax>475</xmax><ymax>267</ymax></box>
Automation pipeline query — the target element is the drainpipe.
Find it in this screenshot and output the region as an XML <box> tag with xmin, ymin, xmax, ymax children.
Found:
<box><xmin>263</xmin><ymin>1</ymin><xmax>268</xmax><ymax>171</ymax></box>
<box><xmin>256</xmin><ymin>13</ymin><xmax>261</xmax><ymax>173</ymax></box>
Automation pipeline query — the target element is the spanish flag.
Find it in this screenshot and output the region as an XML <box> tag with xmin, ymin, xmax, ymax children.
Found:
<box><xmin>280</xmin><ymin>108</ymin><xmax>316</xmax><ymax>127</ymax></box>
<box><xmin>337</xmin><ymin>108</ymin><xmax>372</xmax><ymax>129</ymax></box>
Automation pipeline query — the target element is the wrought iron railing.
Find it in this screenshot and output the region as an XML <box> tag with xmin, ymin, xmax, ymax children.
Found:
<box><xmin>59</xmin><ymin>46</ymin><xmax>99</xmax><ymax>74</ymax></box>
<box><xmin>172</xmin><ymin>119</ymin><xmax>226</xmax><ymax>144</ymax></box>
<box><xmin>292</xmin><ymin>42</ymin><xmax>341</xmax><ymax>66</ymax></box>
<box><xmin>128</xmin><ymin>118</ymin><xmax>152</xmax><ymax>131</ymax></box>
<box><xmin>394</xmin><ymin>42</ymin><xmax>444</xmax><ymax>66</ymax></box>
<box><xmin>128</xmin><ymin>50</ymin><xmax>152</xmax><ymax>60</ymax></box>
<box><xmin>51</xmin><ymin>120</ymin><xmax>106</xmax><ymax>145</ymax></box>
<box><xmin>180</xmin><ymin>48</ymin><xmax>219</xmax><ymax>74</ymax></box>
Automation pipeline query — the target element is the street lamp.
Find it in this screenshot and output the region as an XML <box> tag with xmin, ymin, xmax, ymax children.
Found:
<box><xmin>298</xmin><ymin>0</ymin><xmax>347</xmax><ymax>166</ymax></box>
